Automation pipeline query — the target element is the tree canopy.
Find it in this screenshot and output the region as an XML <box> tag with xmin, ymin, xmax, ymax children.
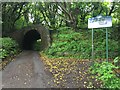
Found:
<box><xmin>2</xmin><ymin>2</ymin><xmax>120</xmax><ymax>35</ymax></box>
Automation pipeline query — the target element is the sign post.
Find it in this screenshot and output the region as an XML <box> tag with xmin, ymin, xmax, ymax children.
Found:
<box><xmin>106</xmin><ymin>28</ymin><xmax>108</xmax><ymax>62</ymax></box>
<box><xmin>92</xmin><ymin>28</ymin><xmax>94</xmax><ymax>62</ymax></box>
<box><xmin>88</xmin><ymin>15</ymin><xmax>112</xmax><ymax>62</ymax></box>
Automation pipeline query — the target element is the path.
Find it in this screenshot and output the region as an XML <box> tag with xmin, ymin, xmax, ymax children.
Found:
<box><xmin>2</xmin><ymin>51</ymin><xmax>53</xmax><ymax>88</ymax></box>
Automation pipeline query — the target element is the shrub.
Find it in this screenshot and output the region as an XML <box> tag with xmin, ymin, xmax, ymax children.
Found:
<box><xmin>90</xmin><ymin>61</ymin><xmax>120</xmax><ymax>88</ymax></box>
<box><xmin>45</xmin><ymin>27</ymin><xmax>91</xmax><ymax>58</ymax></box>
<box><xmin>44</xmin><ymin>27</ymin><xmax>118</xmax><ymax>59</ymax></box>
<box><xmin>0</xmin><ymin>37</ymin><xmax>20</xmax><ymax>59</ymax></box>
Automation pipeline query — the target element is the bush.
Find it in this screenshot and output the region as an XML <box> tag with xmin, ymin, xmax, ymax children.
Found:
<box><xmin>44</xmin><ymin>27</ymin><xmax>118</xmax><ymax>59</ymax></box>
<box><xmin>90</xmin><ymin>61</ymin><xmax>120</xmax><ymax>88</ymax></box>
<box><xmin>45</xmin><ymin>27</ymin><xmax>91</xmax><ymax>58</ymax></box>
<box><xmin>0</xmin><ymin>37</ymin><xmax>20</xmax><ymax>59</ymax></box>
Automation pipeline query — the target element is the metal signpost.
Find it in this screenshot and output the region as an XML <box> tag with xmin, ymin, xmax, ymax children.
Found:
<box><xmin>88</xmin><ymin>15</ymin><xmax>112</xmax><ymax>62</ymax></box>
<box><xmin>106</xmin><ymin>28</ymin><xmax>109</xmax><ymax>61</ymax></box>
<box><xmin>92</xmin><ymin>28</ymin><xmax>94</xmax><ymax>62</ymax></box>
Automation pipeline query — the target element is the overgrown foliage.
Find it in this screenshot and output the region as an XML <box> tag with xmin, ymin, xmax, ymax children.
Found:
<box><xmin>0</xmin><ymin>37</ymin><xmax>20</xmax><ymax>59</ymax></box>
<box><xmin>44</xmin><ymin>27</ymin><xmax>118</xmax><ymax>59</ymax></box>
<box><xmin>90</xmin><ymin>60</ymin><xmax>120</xmax><ymax>88</ymax></box>
<box><xmin>2</xmin><ymin>2</ymin><xmax>120</xmax><ymax>35</ymax></box>
<box><xmin>0</xmin><ymin>37</ymin><xmax>21</xmax><ymax>70</ymax></box>
<box><xmin>45</xmin><ymin>27</ymin><xmax>90</xmax><ymax>59</ymax></box>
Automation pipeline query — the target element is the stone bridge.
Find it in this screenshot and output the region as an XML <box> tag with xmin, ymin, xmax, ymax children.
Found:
<box><xmin>10</xmin><ymin>24</ymin><xmax>51</xmax><ymax>50</ymax></box>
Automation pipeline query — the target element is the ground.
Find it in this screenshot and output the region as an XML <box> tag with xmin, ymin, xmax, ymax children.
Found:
<box><xmin>2</xmin><ymin>51</ymin><xmax>102</xmax><ymax>88</ymax></box>
<box><xmin>2</xmin><ymin>51</ymin><xmax>53</xmax><ymax>88</ymax></box>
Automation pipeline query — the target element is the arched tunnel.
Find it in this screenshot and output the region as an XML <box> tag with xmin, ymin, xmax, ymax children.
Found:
<box><xmin>10</xmin><ymin>24</ymin><xmax>50</xmax><ymax>51</ymax></box>
<box><xmin>22</xmin><ymin>30</ymin><xmax>41</xmax><ymax>50</ymax></box>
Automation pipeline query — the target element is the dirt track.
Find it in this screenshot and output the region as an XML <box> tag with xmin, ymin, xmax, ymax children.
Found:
<box><xmin>2</xmin><ymin>51</ymin><xmax>53</xmax><ymax>88</ymax></box>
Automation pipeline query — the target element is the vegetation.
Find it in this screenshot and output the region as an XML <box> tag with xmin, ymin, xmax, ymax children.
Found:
<box><xmin>0</xmin><ymin>37</ymin><xmax>21</xmax><ymax>70</ymax></box>
<box><xmin>90</xmin><ymin>60</ymin><xmax>120</xmax><ymax>88</ymax></box>
<box><xmin>0</xmin><ymin>37</ymin><xmax>20</xmax><ymax>59</ymax></box>
<box><xmin>2</xmin><ymin>2</ymin><xmax>120</xmax><ymax>35</ymax></box>
<box><xmin>1</xmin><ymin>2</ymin><xmax>120</xmax><ymax>88</ymax></box>
<box><xmin>45</xmin><ymin>27</ymin><xmax>118</xmax><ymax>59</ymax></box>
<box><xmin>43</xmin><ymin>26</ymin><xmax>119</xmax><ymax>88</ymax></box>
<box><xmin>114</xmin><ymin>56</ymin><xmax>120</xmax><ymax>68</ymax></box>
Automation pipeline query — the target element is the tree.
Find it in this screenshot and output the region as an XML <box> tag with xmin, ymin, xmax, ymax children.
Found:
<box><xmin>2</xmin><ymin>2</ymin><xmax>120</xmax><ymax>34</ymax></box>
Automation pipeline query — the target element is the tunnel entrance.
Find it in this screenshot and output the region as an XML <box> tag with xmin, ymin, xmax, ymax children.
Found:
<box><xmin>22</xmin><ymin>30</ymin><xmax>41</xmax><ymax>50</ymax></box>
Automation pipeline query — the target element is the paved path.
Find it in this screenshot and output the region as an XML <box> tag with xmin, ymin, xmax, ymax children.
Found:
<box><xmin>2</xmin><ymin>51</ymin><xmax>53</xmax><ymax>88</ymax></box>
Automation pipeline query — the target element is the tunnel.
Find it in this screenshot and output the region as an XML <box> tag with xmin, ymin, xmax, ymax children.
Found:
<box><xmin>22</xmin><ymin>30</ymin><xmax>41</xmax><ymax>50</ymax></box>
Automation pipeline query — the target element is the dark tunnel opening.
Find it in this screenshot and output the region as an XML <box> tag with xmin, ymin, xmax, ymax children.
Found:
<box><xmin>22</xmin><ymin>30</ymin><xmax>41</xmax><ymax>50</ymax></box>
